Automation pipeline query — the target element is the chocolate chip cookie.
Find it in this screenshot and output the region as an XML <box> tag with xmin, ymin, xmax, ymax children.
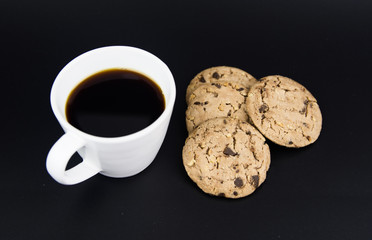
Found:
<box><xmin>182</xmin><ymin>117</ymin><xmax>271</xmax><ymax>198</ymax></box>
<box><xmin>185</xmin><ymin>82</ymin><xmax>248</xmax><ymax>133</ymax></box>
<box><xmin>246</xmin><ymin>75</ymin><xmax>322</xmax><ymax>148</ymax></box>
<box><xmin>186</xmin><ymin>66</ymin><xmax>257</xmax><ymax>104</ymax></box>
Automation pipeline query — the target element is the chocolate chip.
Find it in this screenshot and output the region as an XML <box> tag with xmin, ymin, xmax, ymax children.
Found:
<box><xmin>199</xmin><ymin>76</ymin><xmax>206</xmax><ymax>83</ymax></box>
<box><xmin>218</xmin><ymin>192</ymin><xmax>225</xmax><ymax>197</ymax></box>
<box><xmin>223</xmin><ymin>119</ymin><xmax>227</xmax><ymax>124</ymax></box>
<box><xmin>299</xmin><ymin>107</ymin><xmax>306</xmax><ymax>114</ymax></box>
<box><xmin>212</xmin><ymin>72</ymin><xmax>220</xmax><ymax>79</ymax></box>
<box><xmin>234</xmin><ymin>177</ymin><xmax>244</xmax><ymax>188</ymax></box>
<box><xmin>251</xmin><ymin>175</ymin><xmax>259</xmax><ymax>188</ymax></box>
<box><xmin>194</xmin><ymin>101</ymin><xmax>201</xmax><ymax>105</ymax></box>
<box><xmin>227</xmin><ymin>110</ymin><xmax>232</xmax><ymax>116</ymax></box>
<box><xmin>260</xmin><ymin>88</ymin><xmax>265</xmax><ymax>94</ymax></box>
<box><xmin>223</xmin><ymin>147</ymin><xmax>237</xmax><ymax>156</ymax></box>
<box><xmin>236</xmin><ymin>169</ymin><xmax>239</xmax><ymax>173</ymax></box>
<box><xmin>212</xmin><ymin>83</ymin><xmax>221</xmax><ymax>88</ymax></box>
<box><xmin>233</xmin><ymin>191</ymin><xmax>238</xmax><ymax>196</ymax></box>
<box><xmin>259</xmin><ymin>103</ymin><xmax>269</xmax><ymax>113</ymax></box>
<box><xmin>246</xmin><ymin>131</ymin><xmax>251</xmax><ymax>135</ymax></box>
<box><xmin>237</xmin><ymin>87</ymin><xmax>245</xmax><ymax>91</ymax></box>
<box><xmin>288</xmin><ymin>141</ymin><xmax>293</xmax><ymax>145</ymax></box>
<box><xmin>204</xmin><ymin>101</ymin><xmax>209</xmax><ymax>105</ymax></box>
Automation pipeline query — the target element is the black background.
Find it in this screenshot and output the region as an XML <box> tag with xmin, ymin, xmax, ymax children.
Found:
<box><xmin>1</xmin><ymin>0</ymin><xmax>371</xmax><ymax>239</ymax></box>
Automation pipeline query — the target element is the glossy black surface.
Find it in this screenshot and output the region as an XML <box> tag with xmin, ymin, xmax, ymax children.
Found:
<box><xmin>66</xmin><ymin>68</ymin><xmax>165</xmax><ymax>137</ymax></box>
<box><xmin>1</xmin><ymin>0</ymin><xmax>371</xmax><ymax>239</ymax></box>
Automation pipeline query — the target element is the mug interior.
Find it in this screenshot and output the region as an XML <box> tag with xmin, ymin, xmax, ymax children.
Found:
<box><xmin>51</xmin><ymin>46</ymin><xmax>175</xmax><ymax>140</ymax></box>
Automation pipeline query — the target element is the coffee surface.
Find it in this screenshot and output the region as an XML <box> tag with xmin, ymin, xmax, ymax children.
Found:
<box><xmin>66</xmin><ymin>68</ymin><xmax>165</xmax><ymax>137</ymax></box>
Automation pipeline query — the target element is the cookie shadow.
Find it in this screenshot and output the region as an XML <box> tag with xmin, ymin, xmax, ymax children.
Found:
<box><xmin>268</xmin><ymin>139</ymin><xmax>312</xmax><ymax>158</ymax></box>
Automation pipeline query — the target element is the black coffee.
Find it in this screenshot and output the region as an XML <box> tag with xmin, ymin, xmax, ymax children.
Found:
<box><xmin>66</xmin><ymin>68</ymin><xmax>165</xmax><ymax>137</ymax></box>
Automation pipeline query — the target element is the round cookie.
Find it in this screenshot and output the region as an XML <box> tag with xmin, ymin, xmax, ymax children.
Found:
<box><xmin>186</xmin><ymin>82</ymin><xmax>248</xmax><ymax>133</ymax></box>
<box><xmin>183</xmin><ymin>117</ymin><xmax>271</xmax><ymax>198</ymax></box>
<box><xmin>246</xmin><ymin>75</ymin><xmax>322</xmax><ymax>148</ymax></box>
<box><xmin>186</xmin><ymin>66</ymin><xmax>257</xmax><ymax>104</ymax></box>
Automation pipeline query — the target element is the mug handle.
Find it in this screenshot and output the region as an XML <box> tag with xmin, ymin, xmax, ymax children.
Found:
<box><xmin>46</xmin><ymin>132</ymin><xmax>100</xmax><ymax>185</ymax></box>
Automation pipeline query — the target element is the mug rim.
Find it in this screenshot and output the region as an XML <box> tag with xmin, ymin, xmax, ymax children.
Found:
<box><xmin>50</xmin><ymin>45</ymin><xmax>176</xmax><ymax>143</ymax></box>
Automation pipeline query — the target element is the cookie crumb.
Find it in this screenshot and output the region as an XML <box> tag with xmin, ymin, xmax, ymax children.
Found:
<box><xmin>218</xmin><ymin>104</ymin><xmax>224</xmax><ymax>111</ymax></box>
<box><xmin>187</xmin><ymin>159</ymin><xmax>196</xmax><ymax>167</ymax></box>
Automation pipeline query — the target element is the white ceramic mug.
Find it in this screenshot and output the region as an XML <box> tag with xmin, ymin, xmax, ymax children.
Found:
<box><xmin>46</xmin><ymin>46</ymin><xmax>176</xmax><ymax>185</ymax></box>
